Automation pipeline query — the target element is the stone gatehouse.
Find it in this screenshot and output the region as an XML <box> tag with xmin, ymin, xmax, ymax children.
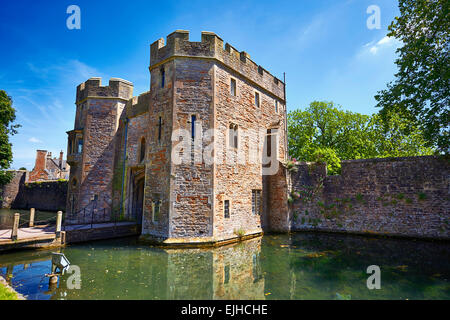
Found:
<box><xmin>66</xmin><ymin>30</ymin><xmax>290</xmax><ymax>245</ymax></box>
<box><xmin>65</xmin><ymin>30</ymin><xmax>449</xmax><ymax>244</ymax></box>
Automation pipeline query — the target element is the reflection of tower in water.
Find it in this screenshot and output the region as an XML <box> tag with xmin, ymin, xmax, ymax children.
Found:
<box><xmin>165</xmin><ymin>237</ymin><xmax>265</xmax><ymax>300</ymax></box>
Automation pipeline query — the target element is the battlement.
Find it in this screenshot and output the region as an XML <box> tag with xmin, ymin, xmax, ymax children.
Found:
<box><xmin>150</xmin><ymin>30</ymin><xmax>285</xmax><ymax>100</ymax></box>
<box><xmin>125</xmin><ymin>91</ymin><xmax>151</xmax><ymax>118</ymax></box>
<box><xmin>76</xmin><ymin>77</ymin><xmax>134</xmax><ymax>103</ymax></box>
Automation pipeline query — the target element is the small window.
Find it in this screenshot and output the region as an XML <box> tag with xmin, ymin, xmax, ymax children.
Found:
<box><xmin>255</xmin><ymin>92</ymin><xmax>260</xmax><ymax>108</ymax></box>
<box><xmin>191</xmin><ymin>115</ymin><xmax>196</xmax><ymax>140</ymax></box>
<box><xmin>224</xmin><ymin>200</ymin><xmax>230</xmax><ymax>218</ymax></box>
<box><xmin>252</xmin><ymin>190</ymin><xmax>261</xmax><ymax>215</ymax></box>
<box><xmin>229</xmin><ymin>124</ymin><xmax>238</xmax><ymax>148</ymax></box>
<box><xmin>152</xmin><ymin>199</ymin><xmax>161</xmax><ymax>222</ymax></box>
<box><xmin>68</xmin><ymin>139</ymin><xmax>73</xmax><ymax>155</ymax></box>
<box><xmin>139</xmin><ymin>138</ymin><xmax>146</xmax><ymax>162</ymax></box>
<box><xmin>161</xmin><ymin>67</ymin><xmax>165</xmax><ymax>88</ymax></box>
<box><xmin>224</xmin><ymin>264</ymin><xmax>230</xmax><ymax>284</ymax></box>
<box><xmin>275</xmin><ymin>100</ymin><xmax>278</xmax><ymax>113</ymax></box>
<box><xmin>158</xmin><ymin>117</ymin><xmax>162</xmax><ymax>142</ymax></box>
<box><xmin>230</xmin><ymin>78</ymin><xmax>236</xmax><ymax>96</ymax></box>
<box><xmin>266</xmin><ymin>129</ymin><xmax>272</xmax><ymax>157</ymax></box>
<box><xmin>77</xmin><ymin>139</ymin><xmax>83</xmax><ymax>154</ymax></box>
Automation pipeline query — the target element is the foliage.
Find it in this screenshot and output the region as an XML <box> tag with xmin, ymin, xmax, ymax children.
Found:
<box><xmin>0</xmin><ymin>90</ymin><xmax>20</xmax><ymax>186</ymax></box>
<box><xmin>234</xmin><ymin>228</ymin><xmax>246</xmax><ymax>238</ymax></box>
<box><xmin>375</xmin><ymin>0</ymin><xmax>449</xmax><ymax>153</ymax></box>
<box><xmin>283</xmin><ymin>157</ymin><xmax>300</xmax><ymax>172</ymax></box>
<box><xmin>288</xmin><ymin>101</ymin><xmax>434</xmax><ymax>174</ymax></box>
<box><xmin>311</xmin><ymin>147</ymin><xmax>341</xmax><ymax>175</ymax></box>
<box><xmin>18</xmin><ymin>167</ymin><xmax>27</xmax><ymax>171</ymax></box>
<box><xmin>0</xmin><ymin>281</ymin><xmax>19</xmax><ymax>300</ymax></box>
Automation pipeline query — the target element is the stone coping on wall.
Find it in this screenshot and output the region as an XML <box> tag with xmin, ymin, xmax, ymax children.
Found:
<box><xmin>340</xmin><ymin>155</ymin><xmax>445</xmax><ymax>164</ymax></box>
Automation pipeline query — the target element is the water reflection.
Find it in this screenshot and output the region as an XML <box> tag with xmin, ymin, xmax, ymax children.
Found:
<box><xmin>0</xmin><ymin>233</ymin><xmax>449</xmax><ymax>300</ymax></box>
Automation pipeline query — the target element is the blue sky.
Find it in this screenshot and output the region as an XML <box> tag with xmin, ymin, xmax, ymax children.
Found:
<box><xmin>0</xmin><ymin>0</ymin><xmax>401</xmax><ymax>170</ymax></box>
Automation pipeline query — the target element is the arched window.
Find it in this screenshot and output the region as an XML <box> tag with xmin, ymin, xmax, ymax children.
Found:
<box><xmin>139</xmin><ymin>138</ymin><xmax>146</xmax><ymax>163</ymax></box>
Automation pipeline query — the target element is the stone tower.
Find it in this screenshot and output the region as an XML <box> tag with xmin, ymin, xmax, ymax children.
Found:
<box><xmin>67</xmin><ymin>30</ymin><xmax>290</xmax><ymax>245</ymax></box>
<box><xmin>66</xmin><ymin>77</ymin><xmax>133</xmax><ymax>222</ymax></box>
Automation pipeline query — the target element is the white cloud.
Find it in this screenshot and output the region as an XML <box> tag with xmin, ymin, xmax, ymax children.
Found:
<box><xmin>365</xmin><ymin>36</ymin><xmax>401</xmax><ymax>56</ymax></box>
<box><xmin>28</xmin><ymin>137</ymin><xmax>43</xmax><ymax>143</ymax></box>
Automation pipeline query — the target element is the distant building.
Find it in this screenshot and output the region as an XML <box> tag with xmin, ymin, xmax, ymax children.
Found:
<box><xmin>28</xmin><ymin>150</ymin><xmax>70</xmax><ymax>182</ymax></box>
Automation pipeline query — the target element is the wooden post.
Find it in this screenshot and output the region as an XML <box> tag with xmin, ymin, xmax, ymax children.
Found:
<box><xmin>56</xmin><ymin>211</ymin><xmax>62</xmax><ymax>238</ymax></box>
<box><xmin>29</xmin><ymin>208</ymin><xmax>35</xmax><ymax>227</ymax></box>
<box><xmin>11</xmin><ymin>213</ymin><xmax>20</xmax><ymax>240</ymax></box>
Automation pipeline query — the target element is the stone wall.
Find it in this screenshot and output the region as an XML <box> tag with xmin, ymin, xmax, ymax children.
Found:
<box><xmin>0</xmin><ymin>171</ymin><xmax>67</xmax><ymax>211</ymax></box>
<box><xmin>0</xmin><ymin>171</ymin><xmax>27</xmax><ymax>208</ymax></box>
<box><xmin>213</xmin><ymin>56</ymin><xmax>287</xmax><ymax>239</ymax></box>
<box><xmin>290</xmin><ymin>156</ymin><xmax>450</xmax><ymax>240</ymax></box>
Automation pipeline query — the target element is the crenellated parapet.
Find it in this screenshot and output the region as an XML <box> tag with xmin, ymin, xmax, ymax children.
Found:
<box><xmin>150</xmin><ymin>30</ymin><xmax>285</xmax><ymax>100</ymax></box>
<box><xmin>125</xmin><ymin>91</ymin><xmax>151</xmax><ymax>118</ymax></box>
<box><xmin>76</xmin><ymin>77</ymin><xmax>134</xmax><ymax>104</ymax></box>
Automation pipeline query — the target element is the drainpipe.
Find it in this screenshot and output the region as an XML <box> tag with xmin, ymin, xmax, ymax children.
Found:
<box><xmin>119</xmin><ymin>118</ymin><xmax>129</xmax><ymax>219</ymax></box>
<box><xmin>283</xmin><ymin>72</ymin><xmax>288</xmax><ymax>161</ymax></box>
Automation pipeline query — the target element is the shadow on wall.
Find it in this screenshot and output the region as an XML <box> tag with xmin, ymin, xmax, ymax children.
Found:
<box><xmin>0</xmin><ymin>171</ymin><xmax>67</xmax><ymax>212</ymax></box>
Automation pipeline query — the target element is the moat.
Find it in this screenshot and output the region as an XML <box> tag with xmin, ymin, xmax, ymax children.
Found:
<box><xmin>0</xmin><ymin>233</ymin><xmax>448</xmax><ymax>300</ymax></box>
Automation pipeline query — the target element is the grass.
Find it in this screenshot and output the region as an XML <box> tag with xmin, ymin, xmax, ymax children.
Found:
<box><xmin>0</xmin><ymin>281</ymin><xmax>19</xmax><ymax>300</ymax></box>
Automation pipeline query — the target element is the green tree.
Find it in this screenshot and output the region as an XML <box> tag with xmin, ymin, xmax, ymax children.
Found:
<box><xmin>0</xmin><ymin>90</ymin><xmax>20</xmax><ymax>185</ymax></box>
<box><xmin>375</xmin><ymin>0</ymin><xmax>449</xmax><ymax>153</ymax></box>
<box><xmin>288</xmin><ymin>101</ymin><xmax>434</xmax><ymax>174</ymax></box>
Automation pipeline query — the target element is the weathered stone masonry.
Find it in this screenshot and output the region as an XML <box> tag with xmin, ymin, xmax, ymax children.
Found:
<box><xmin>66</xmin><ymin>30</ymin><xmax>289</xmax><ymax>245</ymax></box>
<box><xmin>290</xmin><ymin>156</ymin><xmax>449</xmax><ymax>240</ymax></box>
<box><xmin>65</xmin><ymin>30</ymin><xmax>448</xmax><ymax>245</ymax></box>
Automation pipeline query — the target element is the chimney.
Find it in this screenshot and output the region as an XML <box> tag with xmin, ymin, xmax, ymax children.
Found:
<box><xmin>59</xmin><ymin>150</ymin><xmax>64</xmax><ymax>168</ymax></box>
<box><xmin>34</xmin><ymin>150</ymin><xmax>47</xmax><ymax>172</ymax></box>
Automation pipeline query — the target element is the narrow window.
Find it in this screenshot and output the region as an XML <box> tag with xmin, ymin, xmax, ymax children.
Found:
<box><xmin>255</xmin><ymin>92</ymin><xmax>260</xmax><ymax>108</ymax></box>
<box><xmin>158</xmin><ymin>116</ymin><xmax>162</xmax><ymax>142</ymax></box>
<box><xmin>77</xmin><ymin>139</ymin><xmax>83</xmax><ymax>154</ymax></box>
<box><xmin>229</xmin><ymin>124</ymin><xmax>234</xmax><ymax>148</ymax></box>
<box><xmin>191</xmin><ymin>115</ymin><xmax>196</xmax><ymax>140</ymax></box>
<box><xmin>161</xmin><ymin>67</ymin><xmax>165</xmax><ymax>88</ymax></box>
<box><xmin>266</xmin><ymin>129</ymin><xmax>272</xmax><ymax>157</ymax></box>
<box><xmin>252</xmin><ymin>190</ymin><xmax>261</xmax><ymax>215</ymax></box>
<box><xmin>68</xmin><ymin>139</ymin><xmax>73</xmax><ymax>155</ymax></box>
<box><xmin>224</xmin><ymin>200</ymin><xmax>230</xmax><ymax>218</ymax></box>
<box><xmin>139</xmin><ymin>138</ymin><xmax>146</xmax><ymax>162</ymax></box>
<box><xmin>229</xmin><ymin>124</ymin><xmax>238</xmax><ymax>148</ymax></box>
<box><xmin>230</xmin><ymin>78</ymin><xmax>236</xmax><ymax>96</ymax></box>
<box><xmin>275</xmin><ymin>100</ymin><xmax>278</xmax><ymax>113</ymax></box>
<box><xmin>152</xmin><ymin>199</ymin><xmax>161</xmax><ymax>222</ymax></box>
<box><xmin>224</xmin><ymin>264</ymin><xmax>230</xmax><ymax>284</ymax></box>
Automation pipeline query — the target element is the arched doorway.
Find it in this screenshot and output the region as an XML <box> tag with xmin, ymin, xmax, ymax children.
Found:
<box><xmin>131</xmin><ymin>175</ymin><xmax>145</xmax><ymax>230</ymax></box>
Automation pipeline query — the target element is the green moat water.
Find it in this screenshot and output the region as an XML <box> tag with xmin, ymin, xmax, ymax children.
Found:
<box><xmin>0</xmin><ymin>233</ymin><xmax>449</xmax><ymax>300</ymax></box>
